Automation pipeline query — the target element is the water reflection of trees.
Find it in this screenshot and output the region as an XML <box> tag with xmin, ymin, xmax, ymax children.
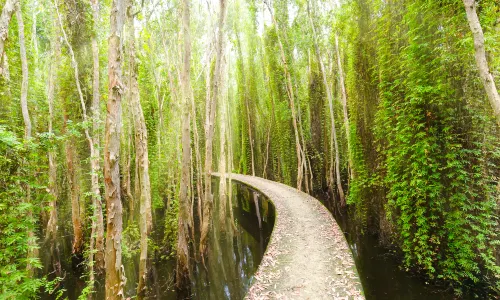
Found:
<box><xmin>38</xmin><ymin>179</ymin><xmax>273</xmax><ymax>300</ymax></box>
<box><xmin>190</xmin><ymin>180</ymin><xmax>274</xmax><ymax>299</ymax></box>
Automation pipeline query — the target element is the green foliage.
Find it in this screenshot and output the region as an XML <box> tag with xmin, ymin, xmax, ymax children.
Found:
<box><xmin>356</xmin><ymin>0</ymin><xmax>500</xmax><ymax>293</ymax></box>
<box><xmin>0</xmin><ymin>0</ymin><xmax>498</xmax><ymax>297</ymax></box>
<box><xmin>123</xmin><ymin>223</ymin><xmax>141</xmax><ymax>260</ymax></box>
<box><xmin>0</xmin><ymin>127</ymin><xmax>44</xmax><ymax>299</ymax></box>
<box><xmin>346</xmin><ymin>123</ymin><xmax>370</xmax><ymax>227</ymax></box>
<box><xmin>162</xmin><ymin>198</ymin><xmax>179</xmax><ymax>260</ymax></box>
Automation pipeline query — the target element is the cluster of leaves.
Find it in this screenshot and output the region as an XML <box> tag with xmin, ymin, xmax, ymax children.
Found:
<box><xmin>342</xmin><ymin>0</ymin><xmax>500</xmax><ymax>294</ymax></box>
<box><xmin>0</xmin><ymin>127</ymin><xmax>44</xmax><ymax>299</ymax></box>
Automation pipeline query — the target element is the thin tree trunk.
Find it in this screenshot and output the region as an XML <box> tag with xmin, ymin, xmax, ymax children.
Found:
<box><xmin>16</xmin><ymin>4</ymin><xmax>37</xmax><ymax>274</ymax></box>
<box><xmin>226</xmin><ymin>88</ymin><xmax>236</xmax><ymax>233</ymax></box>
<box><xmin>218</xmin><ymin>58</ymin><xmax>228</xmax><ymax>229</ymax></box>
<box><xmin>0</xmin><ymin>0</ymin><xmax>18</xmax><ymax>60</ymax></box>
<box><xmin>260</xmin><ymin>40</ymin><xmax>274</xmax><ymax>179</ymax></box>
<box><xmin>200</xmin><ymin>0</ymin><xmax>226</xmax><ymax>257</ymax></box>
<box><xmin>17</xmin><ymin>7</ymin><xmax>30</xmax><ymax>138</ymax></box>
<box><xmin>65</xmin><ymin>135</ymin><xmax>84</xmax><ymax>254</ymax></box>
<box><xmin>90</xmin><ymin>0</ymin><xmax>105</xmax><ymax>275</ymax></box>
<box><xmin>191</xmin><ymin>82</ymin><xmax>204</xmax><ymax>232</ymax></box>
<box><xmin>176</xmin><ymin>0</ymin><xmax>192</xmax><ymax>288</ymax></box>
<box><xmin>104</xmin><ymin>0</ymin><xmax>126</xmax><ymax>297</ymax></box>
<box><xmin>334</xmin><ymin>34</ymin><xmax>353</xmax><ymax>181</ymax></box>
<box><xmin>45</xmin><ymin>19</ymin><xmax>61</xmax><ymax>242</ymax></box>
<box><xmin>463</xmin><ymin>0</ymin><xmax>500</xmax><ymax>126</ymax></box>
<box><xmin>235</xmin><ymin>31</ymin><xmax>255</xmax><ymax>176</ymax></box>
<box><xmin>245</xmin><ymin>72</ymin><xmax>255</xmax><ymax>177</ymax></box>
<box><xmin>307</xmin><ymin>3</ymin><xmax>345</xmax><ymax>204</ymax></box>
<box><xmin>296</xmin><ymin>99</ymin><xmax>311</xmax><ymax>193</ymax></box>
<box><xmin>265</xmin><ymin>1</ymin><xmax>306</xmax><ymax>191</ymax></box>
<box><xmin>126</xmin><ymin>5</ymin><xmax>153</xmax><ymax>296</ymax></box>
<box><xmin>263</xmin><ymin>123</ymin><xmax>271</xmax><ymax>178</ymax></box>
<box><xmin>56</xmin><ymin>0</ymin><xmax>102</xmax><ymax>255</ymax></box>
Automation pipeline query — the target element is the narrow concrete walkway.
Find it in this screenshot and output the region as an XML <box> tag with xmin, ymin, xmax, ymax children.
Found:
<box><xmin>215</xmin><ymin>173</ymin><xmax>364</xmax><ymax>300</ymax></box>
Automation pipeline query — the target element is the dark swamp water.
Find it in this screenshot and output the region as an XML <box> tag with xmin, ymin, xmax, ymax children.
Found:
<box><xmin>37</xmin><ymin>177</ymin><xmax>489</xmax><ymax>300</ymax></box>
<box><xmin>38</xmin><ymin>178</ymin><xmax>274</xmax><ymax>299</ymax></box>
<box><xmin>320</xmin><ymin>195</ymin><xmax>486</xmax><ymax>300</ymax></box>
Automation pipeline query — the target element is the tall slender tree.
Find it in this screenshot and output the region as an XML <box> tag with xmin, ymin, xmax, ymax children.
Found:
<box><xmin>126</xmin><ymin>1</ymin><xmax>153</xmax><ymax>296</ymax></box>
<box><xmin>265</xmin><ymin>0</ymin><xmax>308</xmax><ymax>191</ymax></box>
<box><xmin>176</xmin><ymin>0</ymin><xmax>192</xmax><ymax>288</ymax></box>
<box><xmin>89</xmin><ymin>0</ymin><xmax>105</xmax><ymax>275</ymax></box>
<box><xmin>104</xmin><ymin>0</ymin><xmax>126</xmax><ymax>297</ymax></box>
<box><xmin>218</xmin><ymin>51</ymin><xmax>228</xmax><ymax>229</ymax></box>
<box><xmin>200</xmin><ymin>0</ymin><xmax>227</xmax><ymax>256</ymax></box>
<box><xmin>45</xmin><ymin>18</ymin><xmax>60</xmax><ymax>241</ymax></box>
<box><xmin>16</xmin><ymin>1</ymin><xmax>37</xmax><ymax>274</ymax></box>
<box><xmin>307</xmin><ymin>1</ymin><xmax>345</xmax><ymax>204</ymax></box>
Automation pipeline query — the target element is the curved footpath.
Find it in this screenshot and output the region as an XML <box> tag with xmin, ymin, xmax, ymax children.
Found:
<box><xmin>214</xmin><ymin>173</ymin><xmax>364</xmax><ymax>300</ymax></box>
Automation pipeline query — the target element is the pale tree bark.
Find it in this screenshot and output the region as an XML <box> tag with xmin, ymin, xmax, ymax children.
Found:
<box><xmin>0</xmin><ymin>51</ymin><xmax>10</xmax><ymax>81</ymax></box>
<box><xmin>16</xmin><ymin>3</ymin><xmax>37</xmax><ymax>274</ymax></box>
<box><xmin>17</xmin><ymin>7</ymin><xmax>30</xmax><ymax>139</ymax></box>
<box><xmin>1</xmin><ymin>51</ymin><xmax>12</xmax><ymax>123</ymax></box>
<box><xmin>463</xmin><ymin>0</ymin><xmax>500</xmax><ymax>126</ymax></box>
<box><xmin>307</xmin><ymin>3</ymin><xmax>345</xmax><ymax>205</ymax></box>
<box><xmin>105</xmin><ymin>0</ymin><xmax>126</xmax><ymax>297</ymax></box>
<box><xmin>126</xmin><ymin>3</ymin><xmax>152</xmax><ymax>296</ymax></box>
<box><xmin>191</xmin><ymin>79</ymin><xmax>204</xmax><ymax>233</ymax></box>
<box><xmin>200</xmin><ymin>0</ymin><xmax>226</xmax><ymax>257</ymax></box>
<box><xmin>296</xmin><ymin>97</ymin><xmax>313</xmax><ymax>193</ymax></box>
<box><xmin>265</xmin><ymin>0</ymin><xmax>307</xmax><ymax>191</ymax></box>
<box><xmin>45</xmin><ymin>19</ymin><xmax>61</xmax><ymax>242</ymax></box>
<box><xmin>176</xmin><ymin>0</ymin><xmax>192</xmax><ymax>288</ymax></box>
<box><xmin>0</xmin><ymin>0</ymin><xmax>18</xmax><ymax>62</ymax></box>
<box><xmin>89</xmin><ymin>0</ymin><xmax>105</xmax><ymax>277</ymax></box>
<box><xmin>218</xmin><ymin>54</ymin><xmax>228</xmax><ymax>229</ymax></box>
<box><xmin>225</xmin><ymin>85</ymin><xmax>236</xmax><ymax>233</ymax></box>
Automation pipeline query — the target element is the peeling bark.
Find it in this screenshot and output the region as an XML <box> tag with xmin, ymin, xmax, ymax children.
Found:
<box><xmin>104</xmin><ymin>0</ymin><xmax>126</xmax><ymax>297</ymax></box>
<box><xmin>65</xmin><ymin>134</ymin><xmax>84</xmax><ymax>254</ymax></box>
<box><xmin>90</xmin><ymin>0</ymin><xmax>105</xmax><ymax>275</ymax></box>
<box><xmin>0</xmin><ymin>0</ymin><xmax>18</xmax><ymax>60</ymax></box>
<box><xmin>176</xmin><ymin>0</ymin><xmax>192</xmax><ymax>288</ymax></box>
<box><xmin>126</xmin><ymin>4</ymin><xmax>152</xmax><ymax>296</ymax></box>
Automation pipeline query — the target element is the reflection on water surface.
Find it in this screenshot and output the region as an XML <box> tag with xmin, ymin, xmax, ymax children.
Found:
<box><xmin>39</xmin><ymin>178</ymin><xmax>274</xmax><ymax>299</ymax></box>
